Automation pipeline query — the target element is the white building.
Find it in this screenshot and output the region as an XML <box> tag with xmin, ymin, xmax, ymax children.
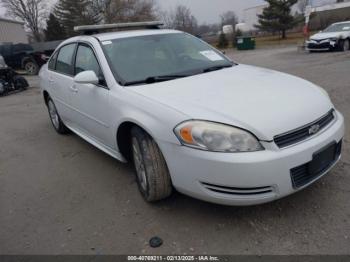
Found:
<box><xmin>242</xmin><ymin>4</ymin><xmax>268</xmax><ymax>31</ymax></box>
<box><xmin>311</xmin><ymin>0</ymin><xmax>350</xmax><ymax>13</ymax></box>
<box><xmin>0</xmin><ymin>17</ymin><xmax>28</xmax><ymax>44</ymax></box>
<box><xmin>308</xmin><ymin>0</ymin><xmax>350</xmax><ymax>29</ymax></box>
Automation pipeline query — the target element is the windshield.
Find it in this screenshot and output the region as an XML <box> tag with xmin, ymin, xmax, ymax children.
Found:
<box><xmin>101</xmin><ymin>33</ymin><xmax>233</xmax><ymax>85</ymax></box>
<box><xmin>323</xmin><ymin>22</ymin><xmax>350</xmax><ymax>32</ymax></box>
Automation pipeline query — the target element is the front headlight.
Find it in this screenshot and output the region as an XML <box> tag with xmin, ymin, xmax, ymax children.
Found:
<box><xmin>174</xmin><ymin>121</ymin><xmax>264</xmax><ymax>152</ymax></box>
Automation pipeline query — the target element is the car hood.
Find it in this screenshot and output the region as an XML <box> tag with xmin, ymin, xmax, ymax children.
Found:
<box><xmin>310</xmin><ymin>32</ymin><xmax>343</xmax><ymax>40</ymax></box>
<box><xmin>128</xmin><ymin>65</ymin><xmax>333</xmax><ymax>141</ymax></box>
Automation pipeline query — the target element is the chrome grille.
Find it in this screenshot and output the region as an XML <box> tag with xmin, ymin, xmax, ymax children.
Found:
<box><xmin>274</xmin><ymin>110</ymin><xmax>335</xmax><ymax>148</ymax></box>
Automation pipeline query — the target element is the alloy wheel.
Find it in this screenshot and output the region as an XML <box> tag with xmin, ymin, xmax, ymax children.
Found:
<box><xmin>48</xmin><ymin>100</ymin><xmax>60</xmax><ymax>130</ymax></box>
<box><xmin>25</xmin><ymin>62</ymin><xmax>37</xmax><ymax>75</ymax></box>
<box><xmin>132</xmin><ymin>137</ymin><xmax>148</xmax><ymax>192</ymax></box>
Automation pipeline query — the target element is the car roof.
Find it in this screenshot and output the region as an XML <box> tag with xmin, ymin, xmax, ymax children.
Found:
<box><xmin>94</xmin><ymin>29</ymin><xmax>181</xmax><ymax>41</ymax></box>
<box><xmin>61</xmin><ymin>29</ymin><xmax>182</xmax><ymax>45</ymax></box>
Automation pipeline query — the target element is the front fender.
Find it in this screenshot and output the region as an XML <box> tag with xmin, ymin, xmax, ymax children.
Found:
<box><xmin>111</xmin><ymin>88</ymin><xmax>189</xmax><ymax>147</ymax></box>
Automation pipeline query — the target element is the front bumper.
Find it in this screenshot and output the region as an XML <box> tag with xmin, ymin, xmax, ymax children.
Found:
<box><xmin>159</xmin><ymin>111</ymin><xmax>345</xmax><ymax>206</ymax></box>
<box><xmin>306</xmin><ymin>39</ymin><xmax>339</xmax><ymax>51</ymax></box>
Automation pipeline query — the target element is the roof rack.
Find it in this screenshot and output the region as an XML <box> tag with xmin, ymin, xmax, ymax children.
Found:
<box><xmin>74</xmin><ymin>21</ymin><xmax>164</xmax><ymax>35</ymax></box>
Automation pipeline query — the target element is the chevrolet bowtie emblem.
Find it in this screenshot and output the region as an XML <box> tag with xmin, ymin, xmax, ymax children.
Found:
<box><xmin>309</xmin><ymin>124</ymin><xmax>320</xmax><ymax>135</ymax></box>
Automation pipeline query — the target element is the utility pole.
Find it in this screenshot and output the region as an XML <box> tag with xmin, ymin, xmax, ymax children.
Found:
<box><xmin>303</xmin><ymin>0</ymin><xmax>313</xmax><ymax>43</ymax></box>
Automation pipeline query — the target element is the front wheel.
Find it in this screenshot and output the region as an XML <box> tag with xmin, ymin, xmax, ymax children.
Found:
<box><xmin>131</xmin><ymin>127</ymin><xmax>173</xmax><ymax>202</ymax></box>
<box><xmin>340</xmin><ymin>39</ymin><xmax>350</xmax><ymax>52</ymax></box>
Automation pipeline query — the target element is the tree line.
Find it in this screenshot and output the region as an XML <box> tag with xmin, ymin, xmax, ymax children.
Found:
<box><xmin>0</xmin><ymin>0</ymin><xmax>238</xmax><ymax>42</ymax></box>
<box><xmin>0</xmin><ymin>0</ymin><xmax>306</xmax><ymax>42</ymax></box>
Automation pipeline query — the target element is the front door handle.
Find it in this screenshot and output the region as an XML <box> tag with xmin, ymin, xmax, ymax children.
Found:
<box><xmin>69</xmin><ymin>85</ymin><xmax>78</xmax><ymax>93</ymax></box>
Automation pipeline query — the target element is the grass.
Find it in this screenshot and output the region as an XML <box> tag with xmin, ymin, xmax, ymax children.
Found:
<box><xmin>211</xmin><ymin>31</ymin><xmax>317</xmax><ymax>50</ymax></box>
<box><xmin>254</xmin><ymin>31</ymin><xmax>316</xmax><ymax>48</ymax></box>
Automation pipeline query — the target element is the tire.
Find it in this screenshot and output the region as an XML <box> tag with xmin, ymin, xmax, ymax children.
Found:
<box><xmin>24</xmin><ymin>61</ymin><xmax>39</xmax><ymax>75</ymax></box>
<box><xmin>13</xmin><ymin>75</ymin><xmax>29</xmax><ymax>90</ymax></box>
<box><xmin>47</xmin><ymin>97</ymin><xmax>69</xmax><ymax>134</ymax></box>
<box><xmin>131</xmin><ymin>126</ymin><xmax>173</xmax><ymax>202</ymax></box>
<box><xmin>0</xmin><ymin>82</ymin><xmax>6</xmax><ymax>96</ymax></box>
<box><xmin>340</xmin><ymin>39</ymin><xmax>350</xmax><ymax>52</ymax></box>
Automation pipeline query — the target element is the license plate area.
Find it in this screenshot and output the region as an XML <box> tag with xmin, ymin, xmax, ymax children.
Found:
<box><xmin>290</xmin><ymin>140</ymin><xmax>342</xmax><ymax>189</ymax></box>
<box><xmin>308</xmin><ymin>142</ymin><xmax>337</xmax><ymax>175</ymax></box>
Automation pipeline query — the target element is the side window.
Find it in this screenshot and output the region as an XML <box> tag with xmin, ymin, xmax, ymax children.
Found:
<box><xmin>75</xmin><ymin>44</ymin><xmax>106</xmax><ymax>86</ymax></box>
<box><xmin>56</xmin><ymin>44</ymin><xmax>76</xmax><ymax>75</ymax></box>
<box><xmin>48</xmin><ymin>51</ymin><xmax>58</xmax><ymax>70</ymax></box>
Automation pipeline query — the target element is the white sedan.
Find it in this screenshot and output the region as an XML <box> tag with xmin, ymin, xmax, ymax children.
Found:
<box><xmin>39</xmin><ymin>22</ymin><xmax>344</xmax><ymax>206</ymax></box>
<box><xmin>306</xmin><ymin>21</ymin><xmax>350</xmax><ymax>51</ymax></box>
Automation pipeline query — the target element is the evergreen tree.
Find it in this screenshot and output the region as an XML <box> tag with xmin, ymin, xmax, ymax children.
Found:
<box><xmin>44</xmin><ymin>13</ymin><xmax>66</xmax><ymax>41</ymax></box>
<box><xmin>54</xmin><ymin>0</ymin><xmax>100</xmax><ymax>37</ymax></box>
<box><xmin>218</xmin><ymin>32</ymin><xmax>229</xmax><ymax>49</ymax></box>
<box><xmin>256</xmin><ymin>0</ymin><xmax>299</xmax><ymax>39</ymax></box>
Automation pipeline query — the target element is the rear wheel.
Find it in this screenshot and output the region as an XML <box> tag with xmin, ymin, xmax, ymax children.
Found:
<box><xmin>131</xmin><ymin>126</ymin><xmax>173</xmax><ymax>202</ymax></box>
<box><xmin>47</xmin><ymin>97</ymin><xmax>69</xmax><ymax>134</ymax></box>
<box><xmin>24</xmin><ymin>61</ymin><xmax>39</xmax><ymax>75</ymax></box>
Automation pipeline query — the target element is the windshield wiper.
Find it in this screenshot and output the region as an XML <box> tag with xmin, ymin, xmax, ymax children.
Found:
<box><xmin>124</xmin><ymin>65</ymin><xmax>234</xmax><ymax>86</ymax></box>
<box><xmin>124</xmin><ymin>74</ymin><xmax>190</xmax><ymax>86</ymax></box>
<box><xmin>202</xmin><ymin>64</ymin><xmax>233</xmax><ymax>73</ymax></box>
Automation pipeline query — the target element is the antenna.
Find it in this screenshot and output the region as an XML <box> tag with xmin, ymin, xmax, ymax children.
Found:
<box><xmin>74</xmin><ymin>21</ymin><xmax>164</xmax><ymax>35</ymax></box>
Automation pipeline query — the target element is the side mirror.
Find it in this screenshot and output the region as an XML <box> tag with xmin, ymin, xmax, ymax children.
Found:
<box><xmin>74</xmin><ymin>70</ymin><xmax>99</xmax><ymax>85</ymax></box>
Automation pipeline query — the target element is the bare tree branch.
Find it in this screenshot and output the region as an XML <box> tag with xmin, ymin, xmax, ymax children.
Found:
<box><xmin>89</xmin><ymin>0</ymin><xmax>156</xmax><ymax>23</ymax></box>
<box><xmin>162</xmin><ymin>5</ymin><xmax>198</xmax><ymax>34</ymax></box>
<box><xmin>0</xmin><ymin>0</ymin><xmax>47</xmax><ymax>42</ymax></box>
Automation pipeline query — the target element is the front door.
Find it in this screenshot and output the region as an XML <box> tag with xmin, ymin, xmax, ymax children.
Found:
<box><xmin>69</xmin><ymin>43</ymin><xmax>112</xmax><ymax>146</ymax></box>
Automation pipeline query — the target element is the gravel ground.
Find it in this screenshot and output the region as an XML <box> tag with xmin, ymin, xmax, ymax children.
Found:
<box><xmin>0</xmin><ymin>47</ymin><xmax>349</xmax><ymax>255</ymax></box>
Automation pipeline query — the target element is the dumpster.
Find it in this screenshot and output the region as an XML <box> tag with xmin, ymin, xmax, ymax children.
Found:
<box><xmin>236</xmin><ymin>36</ymin><xmax>256</xmax><ymax>50</ymax></box>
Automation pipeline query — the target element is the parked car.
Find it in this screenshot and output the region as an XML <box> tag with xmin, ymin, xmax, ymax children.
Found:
<box><xmin>306</xmin><ymin>21</ymin><xmax>350</xmax><ymax>51</ymax></box>
<box><xmin>0</xmin><ymin>43</ymin><xmax>49</xmax><ymax>75</ymax></box>
<box><xmin>40</xmin><ymin>22</ymin><xmax>344</xmax><ymax>206</ymax></box>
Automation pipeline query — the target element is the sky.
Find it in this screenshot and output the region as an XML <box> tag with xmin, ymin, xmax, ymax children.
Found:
<box><xmin>0</xmin><ymin>0</ymin><xmax>266</xmax><ymax>23</ymax></box>
<box><xmin>156</xmin><ymin>0</ymin><xmax>265</xmax><ymax>24</ymax></box>
<box><xmin>0</xmin><ymin>0</ymin><xmax>337</xmax><ymax>24</ymax></box>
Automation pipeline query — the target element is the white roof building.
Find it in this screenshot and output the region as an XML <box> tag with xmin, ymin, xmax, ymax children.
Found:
<box><xmin>0</xmin><ymin>17</ymin><xmax>28</xmax><ymax>44</ymax></box>
<box><xmin>308</xmin><ymin>1</ymin><xmax>350</xmax><ymax>29</ymax></box>
<box><xmin>311</xmin><ymin>0</ymin><xmax>350</xmax><ymax>13</ymax></box>
<box><xmin>242</xmin><ymin>4</ymin><xmax>268</xmax><ymax>31</ymax></box>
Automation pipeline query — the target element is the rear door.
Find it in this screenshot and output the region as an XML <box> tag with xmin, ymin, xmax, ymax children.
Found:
<box><xmin>48</xmin><ymin>43</ymin><xmax>77</xmax><ymax>125</ymax></box>
<box><xmin>69</xmin><ymin>43</ymin><xmax>111</xmax><ymax>145</ymax></box>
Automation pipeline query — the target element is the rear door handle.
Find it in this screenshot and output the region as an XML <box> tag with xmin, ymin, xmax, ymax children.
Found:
<box><xmin>49</xmin><ymin>78</ymin><xmax>54</xmax><ymax>83</ymax></box>
<box><xmin>69</xmin><ymin>85</ymin><xmax>78</xmax><ymax>93</ymax></box>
